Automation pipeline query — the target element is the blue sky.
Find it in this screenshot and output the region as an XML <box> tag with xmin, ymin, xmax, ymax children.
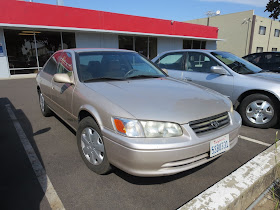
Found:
<box><xmin>31</xmin><ymin>0</ymin><xmax>271</xmax><ymax>21</ymax></box>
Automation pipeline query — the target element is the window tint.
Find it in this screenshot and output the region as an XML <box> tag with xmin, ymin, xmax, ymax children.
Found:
<box><xmin>57</xmin><ymin>52</ymin><xmax>73</xmax><ymax>77</ymax></box>
<box><xmin>157</xmin><ymin>53</ymin><xmax>185</xmax><ymax>70</ymax></box>
<box><xmin>77</xmin><ymin>52</ymin><xmax>165</xmax><ymax>82</ymax></box>
<box><xmin>244</xmin><ymin>54</ymin><xmax>262</xmax><ymax>64</ymax></box>
<box><xmin>186</xmin><ymin>52</ymin><xmax>219</xmax><ymax>73</ymax></box>
<box><xmin>43</xmin><ymin>52</ymin><xmax>61</xmax><ymax>75</ymax></box>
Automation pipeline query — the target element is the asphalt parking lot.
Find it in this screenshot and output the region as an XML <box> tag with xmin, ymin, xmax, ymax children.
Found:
<box><xmin>0</xmin><ymin>78</ymin><xmax>279</xmax><ymax>210</ymax></box>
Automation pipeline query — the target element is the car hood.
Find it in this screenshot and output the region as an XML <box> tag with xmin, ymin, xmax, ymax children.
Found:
<box><xmin>247</xmin><ymin>72</ymin><xmax>280</xmax><ymax>83</ymax></box>
<box><xmin>84</xmin><ymin>78</ymin><xmax>230</xmax><ymax>124</ymax></box>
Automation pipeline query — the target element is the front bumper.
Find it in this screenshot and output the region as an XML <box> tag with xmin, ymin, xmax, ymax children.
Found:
<box><xmin>102</xmin><ymin>111</ymin><xmax>241</xmax><ymax>177</ymax></box>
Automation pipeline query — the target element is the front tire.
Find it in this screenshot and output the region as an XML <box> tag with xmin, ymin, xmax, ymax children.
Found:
<box><xmin>39</xmin><ymin>91</ymin><xmax>52</xmax><ymax>117</ymax></box>
<box><xmin>77</xmin><ymin>117</ymin><xmax>112</xmax><ymax>175</ymax></box>
<box><xmin>239</xmin><ymin>93</ymin><xmax>278</xmax><ymax>128</ymax></box>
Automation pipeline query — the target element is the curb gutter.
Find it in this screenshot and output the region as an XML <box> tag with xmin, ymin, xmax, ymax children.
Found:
<box><xmin>179</xmin><ymin>141</ymin><xmax>280</xmax><ymax>210</ymax></box>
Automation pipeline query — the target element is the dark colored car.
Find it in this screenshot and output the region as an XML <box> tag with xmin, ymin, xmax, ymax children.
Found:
<box><xmin>243</xmin><ymin>52</ymin><xmax>280</xmax><ymax>73</ymax></box>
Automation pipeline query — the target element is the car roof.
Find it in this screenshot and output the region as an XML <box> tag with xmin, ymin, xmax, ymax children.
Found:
<box><xmin>243</xmin><ymin>52</ymin><xmax>280</xmax><ymax>57</ymax></box>
<box><xmin>157</xmin><ymin>49</ymin><xmax>220</xmax><ymax>54</ymax></box>
<box><xmin>59</xmin><ymin>48</ymin><xmax>136</xmax><ymax>53</ymax></box>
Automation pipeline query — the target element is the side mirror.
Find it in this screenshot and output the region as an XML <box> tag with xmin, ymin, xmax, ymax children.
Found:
<box><xmin>53</xmin><ymin>73</ymin><xmax>73</xmax><ymax>84</ymax></box>
<box><xmin>211</xmin><ymin>66</ymin><xmax>228</xmax><ymax>75</ymax></box>
<box><xmin>162</xmin><ymin>68</ymin><xmax>168</xmax><ymax>75</ymax></box>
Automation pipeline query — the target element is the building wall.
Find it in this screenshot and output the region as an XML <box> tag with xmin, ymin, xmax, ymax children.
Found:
<box><xmin>0</xmin><ymin>28</ymin><xmax>10</xmax><ymax>78</ymax></box>
<box><xmin>206</xmin><ymin>40</ymin><xmax>217</xmax><ymax>50</ymax></box>
<box><xmin>157</xmin><ymin>37</ymin><xmax>183</xmax><ymax>54</ymax></box>
<box><xmin>268</xmin><ymin>20</ymin><xmax>280</xmax><ymax>51</ymax></box>
<box><xmin>186</xmin><ymin>10</ymin><xmax>254</xmax><ymax>57</ymax></box>
<box><xmin>251</xmin><ymin>15</ymin><xmax>280</xmax><ymax>53</ymax></box>
<box><xmin>75</xmin><ymin>32</ymin><xmax>118</xmax><ymax>48</ymax></box>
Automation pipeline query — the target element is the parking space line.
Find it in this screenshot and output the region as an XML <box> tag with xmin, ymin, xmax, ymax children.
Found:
<box><xmin>5</xmin><ymin>104</ymin><xmax>65</xmax><ymax>210</ymax></box>
<box><xmin>239</xmin><ymin>135</ymin><xmax>271</xmax><ymax>147</ymax></box>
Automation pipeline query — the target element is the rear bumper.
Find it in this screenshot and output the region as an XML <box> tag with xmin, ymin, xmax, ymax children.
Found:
<box><xmin>103</xmin><ymin>126</ymin><xmax>240</xmax><ymax>177</ymax></box>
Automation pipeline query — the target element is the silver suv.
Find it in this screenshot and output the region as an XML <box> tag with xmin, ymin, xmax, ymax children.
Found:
<box><xmin>36</xmin><ymin>49</ymin><xmax>241</xmax><ymax>177</ymax></box>
<box><xmin>153</xmin><ymin>50</ymin><xmax>280</xmax><ymax>129</ymax></box>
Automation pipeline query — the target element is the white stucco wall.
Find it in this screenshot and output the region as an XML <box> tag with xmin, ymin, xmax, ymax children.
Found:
<box><xmin>75</xmin><ymin>32</ymin><xmax>118</xmax><ymax>48</ymax></box>
<box><xmin>157</xmin><ymin>37</ymin><xmax>183</xmax><ymax>55</ymax></box>
<box><xmin>0</xmin><ymin>28</ymin><xmax>10</xmax><ymax>78</ymax></box>
<box><xmin>206</xmin><ymin>41</ymin><xmax>217</xmax><ymax>50</ymax></box>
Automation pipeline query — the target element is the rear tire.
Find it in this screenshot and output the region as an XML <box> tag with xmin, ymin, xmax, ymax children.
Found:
<box><xmin>239</xmin><ymin>93</ymin><xmax>278</xmax><ymax>128</ymax></box>
<box><xmin>77</xmin><ymin>117</ymin><xmax>112</xmax><ymax>175</ymax></box>
<box><xmin>38</xmin><ymin>91</ymin><xmax>52</xmax><ymax>117</ymax></box>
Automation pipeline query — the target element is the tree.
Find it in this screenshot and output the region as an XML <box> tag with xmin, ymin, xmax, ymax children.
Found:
<box><xmin>265</xmin><ymin>0</ymin><xmax>280</xmax><ymax>19</ymax></box>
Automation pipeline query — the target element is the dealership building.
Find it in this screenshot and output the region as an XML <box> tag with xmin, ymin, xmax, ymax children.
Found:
<box><xmin>0</xmin><ymin>0</ymin><xmax>219</xmax><ymax>78</ymax></box>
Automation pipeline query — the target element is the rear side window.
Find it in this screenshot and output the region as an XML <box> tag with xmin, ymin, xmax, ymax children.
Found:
<box><xmin>156</xmin><ymin>53</ymin><xmax>185</xmax><ymax>70</ymax></box>
<box><xmin>244</xmin><ymin>54</ymin><xmax>262</xmax><ymax>65</ymax></box>
<box><xmin>43</xmin><ymin>52</ymin><xmax>62</xmax><ymax>75</ymax></box>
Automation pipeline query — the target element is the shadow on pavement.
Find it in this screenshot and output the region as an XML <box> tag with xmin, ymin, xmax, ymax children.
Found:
<box><xmin>0</xmin><ymin>97</ymin><xmax>49</xmax><ymax>210</ymax></box>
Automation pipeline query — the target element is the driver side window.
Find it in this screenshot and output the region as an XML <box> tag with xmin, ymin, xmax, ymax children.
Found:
<box><xmin>186</xmin><ymin>52</ymin><xmax>219</xmax><ymax>73</ymax></box>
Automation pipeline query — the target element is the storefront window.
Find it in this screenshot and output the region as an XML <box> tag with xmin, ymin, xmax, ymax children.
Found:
<box><xmin>149</xmin><ymin>37</ymin><xmax>157</xmax><ymax>59</ymax></box>
<box><xmin>135</xmin><ymin>36</ymin><xmax>148</xmax><ymax>57</ymax></box>
<box><xmin>62</xmin><ymin>32</ymin><xmax>76</xmax><ymax>49</ymax></box>
<box><xmin>35</xmin><ymin>31</ymin><xmax>61</xmax><ymax>67</ymax></box>
<box><xmin>183</xmin><ymin>40</ymin><xmax>207</xmax><ymax>50</ymax></box>
<box><xmin>119</xmin><ymin>36</ymin><xmax>133</xmax><ymax>50</ymax></box>
<box><xmin>4</xmin><ymin>29</ymin><xmax>76</xmax><ymax>74</ymax></box>
<box><xmin>4</xmin><ymin>30</ymin><xmax>38</xmax><ymax>74</ymax></box>
<box><xmin>183</xmin><ymin>40</ymin><xmax>192</xmax><ymax>49</ymax></box>
<box><xmin>119</xmin><ymin>35</ymin><xmax>157</xmax><ymax>59</ymax></box>
<box><xmin>192</xmin><ymin>40</ymin><xmax>201</xmax><ymax>49</ymax></box>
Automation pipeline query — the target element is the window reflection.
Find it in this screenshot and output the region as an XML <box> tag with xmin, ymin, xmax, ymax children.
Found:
<box><xmin>4</xmin><ymin>30</ymin><xmax>38</xmax><ymax>74</ymax></box>
<box><xmin>118</xmin><ymin>35</ymin><xmax>157</xmax><ymax>59</ymax></box>
<box><xmin>4</xmin><ymin>29</ymin><xmax>76</xmax><ymax>75</ymax></box>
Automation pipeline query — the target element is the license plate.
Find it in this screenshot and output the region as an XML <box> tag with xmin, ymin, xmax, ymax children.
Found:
<box><xmin>210</xmin><ymin>134</ymin><xmax>230</xmax><ymax>157</ymax></box>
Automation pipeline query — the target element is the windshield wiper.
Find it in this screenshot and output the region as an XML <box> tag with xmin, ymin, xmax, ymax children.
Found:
<box><xmin>83</xmin><ymin>77</ymin><xmax>124</xmax><ymax>82</ymax></box>
<box><xmin>126</xmin><ymin>75</ymin><xmax>163</xmax><ymax>79</ymax></box>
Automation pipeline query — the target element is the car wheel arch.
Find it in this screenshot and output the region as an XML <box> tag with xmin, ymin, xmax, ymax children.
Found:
<box><xmin>78</xmin><ymin>106</ymin><xmax>103</xmax><ymax>129</ymax></box>
<box><xmin>237</xmin><ymin>89</ymin><xmax>280</xmax><ymax>110</ymax></box>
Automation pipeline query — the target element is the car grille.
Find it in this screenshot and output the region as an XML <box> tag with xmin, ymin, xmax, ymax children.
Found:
<box><xmin>189</xmin><ymin>112</ymin><xmax>230</xmax><ymax>135</ymax></box>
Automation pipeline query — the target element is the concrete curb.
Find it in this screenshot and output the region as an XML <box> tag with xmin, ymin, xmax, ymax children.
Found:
<box><xmin>179</xmin><ymin>141</ymin><xmax>280</xmax><ymax>210</ymax></box>
<box><xmin>0</xmin><ymin>74</ymin><xmax>37</xmax><ymax>80</ymax></box>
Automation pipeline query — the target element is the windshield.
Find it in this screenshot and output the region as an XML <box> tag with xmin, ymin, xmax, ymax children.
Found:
<box><xmin>211</xmin><ymin>51</ymin><xmax>262</xmax><ymax>74</ymax></box>
<box><xmin>76</xmin><ymin>51</ymin><xmax>166</xmax><ymax>82</ymax></box>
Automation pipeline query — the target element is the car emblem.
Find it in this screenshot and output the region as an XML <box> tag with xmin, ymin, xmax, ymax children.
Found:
<box><xmin>210</xmin><ymin>121</ymin><xmax>219</xmax><ymax>128</ymax></box>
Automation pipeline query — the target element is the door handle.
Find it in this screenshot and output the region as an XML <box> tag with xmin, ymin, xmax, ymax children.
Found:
<box><xmin>184</xmin><ymin>77</ymin><xmax>192</xmax><ymax>81</ymax></box>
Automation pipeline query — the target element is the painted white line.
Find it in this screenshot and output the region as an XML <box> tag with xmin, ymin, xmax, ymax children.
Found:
<box><xmin>239</xmin><ymin>135</ymin><xmax>271</xmax><ymax>147</ymax></box>
<box><xmin>5</xmin><ymin>104</ymin><xmax>65</xmax><ymax>210</ymax></box>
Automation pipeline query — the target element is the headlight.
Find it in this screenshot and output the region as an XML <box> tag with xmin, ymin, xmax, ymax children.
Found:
<box><xmin>140</xmin><ymin>121</ymin><xmax>182</xmax><ymax>137</ymax></box>
<box><xmin>112</xmin><ymin>117</ymin><xmax>182</xmax><ymax>138</ymax></box>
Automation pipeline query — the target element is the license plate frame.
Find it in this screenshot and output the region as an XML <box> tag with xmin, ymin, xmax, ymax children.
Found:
<box><xmin>210</xmin><ymin>134</ymin><xmax>230</xmax><ymax>158</ymax></box>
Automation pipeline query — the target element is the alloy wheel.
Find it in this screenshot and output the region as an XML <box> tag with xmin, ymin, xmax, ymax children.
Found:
<box><xmin>246</xmin><ymin>100</ymin><xmax>274</xmax><ymax>124</ymax></box>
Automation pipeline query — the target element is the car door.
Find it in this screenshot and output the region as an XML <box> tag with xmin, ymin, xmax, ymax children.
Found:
<box><xmin>182</xmin><ymin>52</ymin><xmax>234</xmax><ymax>100</ymax></box>
<box><xmin>154</xmin><ymin>52</ymin><xmax>186</xmax><ymax>79</ymax></box>
<box><xmin>50</xmin><ymin>51</ymin><xmax>75</xmax><ymax>123</ymax></box>
<box><xmin>38</xmin><ymin>52</ymin><xmax>62</xmax><ymax>109</ymax></box>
